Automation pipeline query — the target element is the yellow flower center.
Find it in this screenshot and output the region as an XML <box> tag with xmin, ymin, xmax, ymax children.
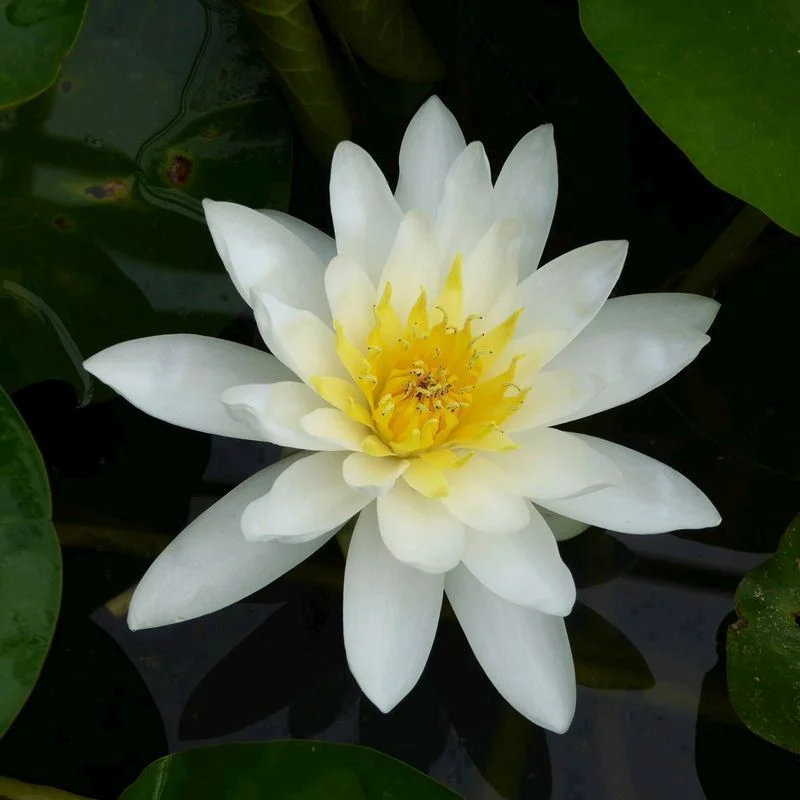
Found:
<box><xmin>313</xmin><ymin>257</ymin><xmax>530</xmax><ymax>466</ymax></box>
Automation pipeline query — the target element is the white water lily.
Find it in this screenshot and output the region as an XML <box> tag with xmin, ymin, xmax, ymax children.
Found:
<box><xmin>84</xmin><ymin>96</ymin><xmax>720</xmax><ymax>733</ymax></box>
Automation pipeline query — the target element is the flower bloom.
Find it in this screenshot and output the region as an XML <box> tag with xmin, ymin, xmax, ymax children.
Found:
<box><xmin>84</xmin><ymin>97</ymin><xmax>720</xmax><ymax>733</ymax></box>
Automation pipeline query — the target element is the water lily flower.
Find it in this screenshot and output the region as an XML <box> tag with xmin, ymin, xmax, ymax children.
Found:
<box><xmin>84</xmin><ymin>96</ymin><xmax>720</xmax><ymax>733</ymax></box>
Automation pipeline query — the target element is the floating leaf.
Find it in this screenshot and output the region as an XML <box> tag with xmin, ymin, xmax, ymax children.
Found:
<box><xmin>580</xmin><ymin>0</ymin><xmax>800</xmax><ymax>235</ymax></box>
<box><xmin>318</xmin><ymin>0</ymin><xmax>444</xmax><ymax>82</ymax></box>
<box><xmin>727</xmin><ymin>513</ymin><xmax>800</xmax><ymax>753</ymax></box>
<box><xmin>120</xmin><ymin>741</ymin><xmax>462</xmax><ymax>799</ymax></box>
<box><xmin>0</xmin><ymin>775</ymin><xmax>90</xmax><ymax>799</ymax></box>
<box><xmin>0</xmin><ymin>385</ymin><xmax>61</xmax><ymax>738</ymax></box>
<box><xmin>0</xmin><ymin>0</ymin><xmax>88</xmax><ymax>110</ymax></box>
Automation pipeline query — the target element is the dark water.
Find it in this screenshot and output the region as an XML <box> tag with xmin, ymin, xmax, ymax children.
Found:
<box><xmin>2</xmin><ymin>0</ymin><xmax>799</xmax><ymax>798</ymax></box>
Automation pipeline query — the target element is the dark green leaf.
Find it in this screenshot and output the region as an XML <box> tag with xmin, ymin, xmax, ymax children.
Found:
<box><xmin>120</xmin><ymin>741</ymin><xmax>462</xmax><ymax>799</ymax></box>
<box><xmin>0</xmin><ymin>0</ymin><xmax>87</xmax><ymax>110</ymax></box>
<box><xmin>727</xmin><ymin>513</ymin><xmax>800</xmax><ymax>753</ymax></box>
<box><xmin>0</xmin><ymin>385</ymin><xmax>60</xmax><ymax>738</ymax></box>
<box><xmin>567</xmin><ymin>603</ymin><xmax>654</xmax><ymax>691</ymax></box>
<box><xmin>580</xmin><ymin>0</ymin><xmax>800</xmax><ymax>235</ymax></box>
<box><xmin>317</xmin><ymin>0</ymin><xmax>444</xmax><ymax>82</ymax></box>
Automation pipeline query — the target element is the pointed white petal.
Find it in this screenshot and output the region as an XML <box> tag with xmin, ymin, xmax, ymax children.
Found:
<box><xmin>258</xmin><ymin>209</ymin><xmax>336</xmax><ymax>266</ymax></box>
<box><xmin>490</xmin><ymin>427</ymin><xmax>623</xmax><ymax>499</ymax></box>
<box><xmin>300</xmin><ymin>407</ymin><xmax>372</xmax><ymax>450</ymax></box>
<box><xmin>441</xmin><ymin>457</ymin><xmax>530</xmax><ymax>535</ymax></box>
<box><xmin>538</xmin><ymin>507</ymin><xmax>591</xmax><ymax>542</ymax></box>
<box><xmin>435</xmin><ymin>141</ymin><xmax>494</xmax><ymax>263</ymax></box>
<box><xmin>343</xmin><ymin>453</ymin><xmax>409</xmax><ymax>491</ymax></box>
<box><xmin>377</xmin><ymin>480</ymin><xmax>465</xmax><ymax>572</ymax></box>
<box><xmin>586</xmin><ymin>293</ymin><xmax>720</xmax><ymax>336</ymax></box>
<box><xmin>378</xmin><ymin>211</ymin><xmax>441</xmax><ymax>320</ymax></box>
<box><xmin>203</xmin><ymin>199</ymin><xmax>328</xmax><ymax>320</ymax></box>
<box><xmin>252</xmin><ymin>291</ymin><xmax>349</xmax><ymax>383</ymax></box>
<box><xmin>127</xmin><ymin>456</ymin><xmax>336</xmax><ymax>630</ymax></box>
<box><xmin>330</xmin><ymin>141</ymin><xmax>403</xmax><ymax>283</ymax></box>
<box><xmin>514</xmin><ymin>241</ymin><xmax>628</xmax><ymax>347</ymax></box>
<box><xmin>84</xmin><ymin>334</ymin><xmax>291</xmax><ymax>440</ymax></box>
<box><xmin>344</xmin><ymin>504</ymin><xmax>443</xmax><ymax>712</ymax></box>
<box><xmin>222</xmin><ymin>382</ymin><xmax>341</xmax><ymax>450</ymax></box>
<box><xmin>493</xmin><ymin>125</ymin><xmax>558</xmax><ymax>279</ymax></box>
<box><xmin>325</xmin><ymin>256</ymin><xmax>377</xmax><ymax>350</ymax></box>
<box><xmin>546</xmin><ymin>328</ymin><xmax>709</xmax><ymax>422</ymax></box>
<box><xmin>446</xmin><ymin>565</ymin><xmax>576</xmax><ymax>733</ymax></box>
<box><xmin>395</xmin><ymin>96</ymin><xmax>466</xmax><ymax>217</ymax></box>
<box><xmin>462</xmin><ymin>506</ymin><xmax>576</xmax><ymax>614</ymax></box>
<box><xmin>537</xmin><ymin>434</ymin><xmax>721</xmax><ymax>534</ymax></box>
<box><xmin>241</xmin><ymin>451</ymin><xmax>375</xmax><ymax>541</ymax></box>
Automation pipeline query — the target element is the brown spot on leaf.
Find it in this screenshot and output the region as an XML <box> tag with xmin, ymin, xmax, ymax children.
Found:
<box><xmin>731</xmin><ymin>617</ymin><xmax>749</xmax><ymax>633</ymax></box>
<box><xmin>84</xmin><ymin>179</ymin><xmax>130</xmax><ymax>202</ymax></box>
<box><xmin>52</xmin><ymin>214</ymin><xmax>75</xmax><ymax>232</ymax></box>
<box><xmin>166</xmin><ymin>153</ymin><xmax>193</xmax><ymax>187</ymax></box>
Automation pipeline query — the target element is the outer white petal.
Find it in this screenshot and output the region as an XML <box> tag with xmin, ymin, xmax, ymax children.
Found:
<box><xmin>300</xmin><ymin>407</ymin><xmax>372</xmax><ymax>451</ymax></box>
<box><xmin>446</xmin><ymin>565</ymin><xmax>576</xmax><ymax>733</ymax></box>
<box><xmin>586</xmin><ymin>293</ymin><xmax>720</xmax><ymax>336</ymax></box>
<box><xmin>537</xmin><ymin>434</ymin><xmax>721</xmax><ymax>534</ymax></box>
<box><xmin>538</xmin><ymin>507</ymin><xmax>591</xmax><ymax>542</ymax></box>
<box><xmin>395</xmin><ymin>96</ymin><xmax>466</xmax><ymax>217</ymax></box>
<box><xmin>330</xmin><ymin>141</ymin><xmax>403</xmax><ymax>283</ymax></box>
<box><xmin>252</xmin><ymin>291</ymin><xmax>349</xmax><ymax>383</ymax></box>
<box><xmin>435</xmin><ymin>141</ymin><xmax>494</xmax><ymax>264</ymax></box>
<box><xmin>490</xmin><ymin>427</ymin><xmax>623</xmax><ymax>500</ymax></box>
<box><xmin>462</xmin><ymin>505</ymin><xmax>576</xmax><ymax>614</ymax></box>
<box><xmin>513</xmin><ymin>241</ymin><xmax>628</xmax><ymax>346</ymax></box>
<box><xmin>203</xmin><ymin>199</ymin><xmax>328</xmax><ymax>320</ymax></box>
<box><xmin>127</xmin><ymin>456</ymin><xmax>336</xmax><ymax>630</ymax></box>
<box><xmin>241</xmin><ymin>451</ymin><xmax>375</xmax><ymax>541</ymax></box>
<box><xmin>343</xmin><ymin>453</ymin><xmax>409</xmax><ymax>491</ymax></box>
<box><xmin>325</xmin><ymin>256</ymin><xmax>377</xmax><ymax>350</ymax></box>
<box><xmin>344</xmin><ymin>504</ymin><xmax>443</xmax><ymax>712</ymax></box>
<box><xmin>84</xmin><ymin>334</ymin><xmax>292</xmax><ymax>440</ymax></box>
<box><xmin>441</xmin><ymin>457</ymin><xmax>530</xmax><ymax>535</ymax></box>
<box><xmin>545</xmin><ymin>328</ymin><xmax>709</xmax><ymax>422</ymax></box>
<box><xmin>377</xmin><ymin>480</ymin><xmax>465</xmax><ymax>573</ymax></box>
<box><xmin>493</xmin><ymin>124</ymin><xmax>558</xmax><ymax>279</ymax></box>
<box><xmin>378</xmin><ymin>211</ymin><xmax>442</xmax><ymax>320</ymax></box>
<box><xmin>222</xmin><ymin>382</ymin><xmax>341</xmax><ymax>451</ymax></box>
<box><xmin>506</xmin><ymin>370</ymin><xmax>603</xmax><ymax>431</ymax></box>
<box><xmin>258</xmin><ymin>209</ymin><xmax>337</xmax><ymax>266</ymax></box>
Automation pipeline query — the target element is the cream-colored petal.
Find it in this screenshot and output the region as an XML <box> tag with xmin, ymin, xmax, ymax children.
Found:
<box><xmin>300</xmin><ymin>407</ymin><xmax>372</xmax><ymax>451</ymax></box>
<box><xmin>587</xmin><ymin>293</ymin><xmax>720</xmax><ymax>336</ymax></box>
<box><xmin>258</xmin><ymin>209</ymin><xmax>336</xmax><ymax>266</ymax></box>
<box><xmin>325</xmin><ymin>256</ymin><xmax>377</xmax><ymax>350</ymax></box>
<box><xmin>538</xmin><ymin>507</ymin><xmax>591</xmax><ymax>541</ymax></box>
<box><xmin>342</xmin><ymin>453</ymin><xmax>409</xmax><ymax>491</ymax></box>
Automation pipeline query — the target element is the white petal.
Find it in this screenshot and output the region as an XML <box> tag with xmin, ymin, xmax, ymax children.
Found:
<box><xmin>252</xmin><ymin>291</ymin><xmax>349</xmax><ymax>383</ymax></box>
<box><xmin>325</xmin><ymin>256</ymin><xmax>377</xmax><ymax>350</ymax></box>
<box><xmin>435</xmin><ymin>141</ymin><xmax>494</xmax><ymax>264</ymax></box>
<box><xmin>203</xmin><ymin>199</ymin><xmax>328</xmax><ymax>320</ymax></box>
<box><xmin>586</xmin><ymin>292</ymin><xmax>720</xmax><ymax>336</ymax></box>
<box><xmin>378</xmin><ymin>211</ymin><xmax>441</xmax><ymax>320</ymax></box>
<box><xmin>377</xmin><ymin>480</ymin><xmax>465</xmax><ymax>572</ymax></box>
<box><xmin>395</xmin><ymin>96</ymin><xmax>466</xmax><ymax>217</ymax></box>
<box><xmin>546</xmin><ymin>328</ymin><xmax>710</xmax><ymax>422</ymax></box>
<box><xmin>330</xmin><ymin>141</ymin><xmax>403</xmax><ymax>283</ymax></box>
<box><xmin>461</xmin><ymin>219</ymin><xmax>521</xmax><ymax>321</ymax></box>
<box><xmin>84</xmin><ymin>334</ymin><xmax>291</xmax><ymax>440</ymax></box>
<box><xmin>462</xmin><ymin>505</ymin><xmax>576</xmax><ymax>614</ymax></box>
<box><xmin>259</xmin><ymin>209</ymin><xmax>336</xmax><ymax>266</ymax></box>
<box><xmin>300</xmin><ymin>407</ymin><xmax>372</xmax><ymax>450</ymax></box>
<box><xmin>490</xmin><ymin>427</ymin><xmax>623</xmax><ymax>499</ymax></box>
<box><xmin>513</xmin><ymin>241</ymin><xmax>628</xmax><ymax>346</ymax></box>
<box><xmin>222</xmin><ymin>382</ymin><xmax>341</xmax><ymax>450</ymax></box>
<box><xmin>506</xmin><ymin>370</ymin><xmax>603</xmax><ymax>431</ymax></box>
<box><xmin>441</xmin><ymin>457</ymin><xmax>530</xmax><ymax>535</ymax></box>
<box><xmin>536</xmin><ymin>434</ymin><xmax>721</xmax><ymax>534</ymax></box>
<box><xmin>127</xmin><ymin>456</ymin><xmax>336</xmax><ymax>630</ymax></box>
<box><xmin>493</xmin><ymin>124</ymin><xmax>558</xmax><ymax>279</ymax></box>
<box><xmin>446</xmin><ymin>565</ymin><xmax>576</xmax><ymax>733</ymax></box>
<box><xmin>538</xmin><ymin>507</ymin><xmax>591</xmax><ymax>542</ymax></box>
<box><xmin>241</xmin><ymin>451</ymin><xmax>375</xmax><ymax>541</ymax></box>
<box><xmin>344</xmin><ymin>504</ymin><xmax>443</xmax><ymax>712</ymax></box>
<box><xmin>343</xmin><ymin>453</ymin><xmax>409</xmax><ymax>491</ymax></box>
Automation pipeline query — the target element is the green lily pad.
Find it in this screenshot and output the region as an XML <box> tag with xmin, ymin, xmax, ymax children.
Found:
<box><xmin>580</xmin><ymin>0</ymin><xmax>800</xmax><ymax>236</ymax></box>
<box><xmin>0</xmin><ymin>0</ymin><xmax>88</xmax><ymax>110</ymax></box>
<box><xmin>727</xmin><ymin>513</ymin><xmax>800</xmax><ymax>753</ymax></box>
<box><xmin>120</xmin><ymin>741</ymin><xmax>462</xmax><ymax>799</ymax></box>
<box><xmin>0</xmin><ymin>384</ymin><xmax>61</xmax><ymax>738</ymax></box>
